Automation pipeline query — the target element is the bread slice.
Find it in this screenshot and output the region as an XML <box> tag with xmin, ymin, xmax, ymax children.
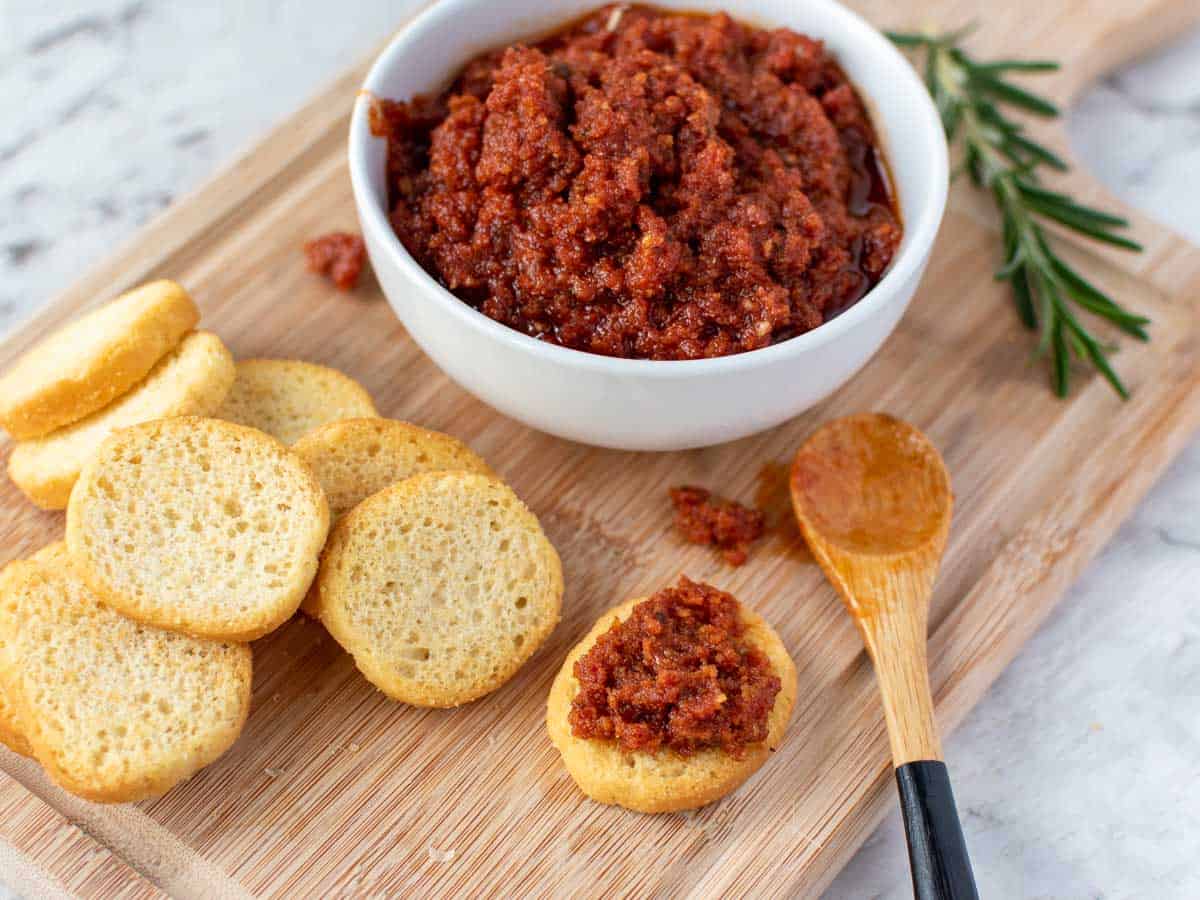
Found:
<box><xmin>546</xmin><ymin>596</ymin><xmax>797</xmax><ymax>813</ymax></box>
<box><xmin>216</xmin><ymin>359</ymin><xmax>378</xmax><ymax>445</ymax></box>
<box><xmin>0</xmin><ymin>281</ymin><xmax>198</xmax><ymax>439</ymax></box>
<box><xmin>0</xmin><ymin>559</ymin><xmax>34</xmax><ymax>758</ymax></box>
<box><xmin>66</xmin><ymin>417</ymin><xmax>329</xmax><ymax>641</ymax></box>
<box><xmin>0</xmin><ymin>545</ymin><xmax>62</xmax><ymax>758</ymax></box>
<box><xmin>0</xmin><ymin>543</ymin><xmax>252</xmax><ymax>803</ymax></box>
<box><xmin>293</xmin><ymin>418</ymin><xmax>493</xmax><ymax>520</ymax></box>
<box><xmin>293</xmin><ymin>419</ymin><xmax>494</xmax><ymax>616</ymax></box>
<box><xmin>7</xmin><ymin>330</ymin><xmax>235</xmax><ymax>510</ymax></box>
<box><xmin>0</xmin><ymin>683</ymin><xmax>30</xmax><ymax>758</ymax></box>
<box><xmin>314</xmin><ymin>471</ymin><xmax>562</xmax><ymax>707</ymax></box>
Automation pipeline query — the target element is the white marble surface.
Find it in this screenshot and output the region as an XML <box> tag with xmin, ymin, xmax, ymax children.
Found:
<box><xmin>1</xmin><ymin>3</ymin><xmax>1198</xmax><ymax>897</ymax></box>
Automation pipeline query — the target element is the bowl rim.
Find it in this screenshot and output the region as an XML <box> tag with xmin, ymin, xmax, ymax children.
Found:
<box><xmin>348</xmin><ymin>0</ymin><xmax>948</xmax><ymax>380</ymax></box>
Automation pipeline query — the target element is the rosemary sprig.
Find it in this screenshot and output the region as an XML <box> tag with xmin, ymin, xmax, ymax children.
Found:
<box><xmin>888</xmin><ymin>28</ymin><xmax>1148</xmax><ymax>398</ymax></box>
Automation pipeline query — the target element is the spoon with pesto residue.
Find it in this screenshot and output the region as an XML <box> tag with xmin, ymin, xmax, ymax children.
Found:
<box><xmin>790</xmin><ymin>413</ymin><xmax>978</xmax><ymax>900</ymax></box>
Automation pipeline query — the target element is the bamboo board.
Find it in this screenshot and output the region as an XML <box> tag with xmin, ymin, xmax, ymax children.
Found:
<box><xmin>1</xmin><ymin>0</ymin><xmax>1199</xmax><ymax>896</ymax></box>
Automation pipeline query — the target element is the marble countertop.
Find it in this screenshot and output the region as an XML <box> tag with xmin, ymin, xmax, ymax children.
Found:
<box><xmin>1</xmin><ymin>3</ymin><xmax>1198</xmax><ymax>897</ymax></box>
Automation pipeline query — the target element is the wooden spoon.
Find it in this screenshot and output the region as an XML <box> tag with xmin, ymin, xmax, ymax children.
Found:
<box><xmin>791</xmin><ymin>413</ymin><xmax>978</xmax><ymax>900</ymax></box>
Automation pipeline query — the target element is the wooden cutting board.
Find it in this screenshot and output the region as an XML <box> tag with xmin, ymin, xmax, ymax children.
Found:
<box><xmin>1</xmin><ymin>1</ymin><xmax>1198</xmax><ymax>897</ymax></box>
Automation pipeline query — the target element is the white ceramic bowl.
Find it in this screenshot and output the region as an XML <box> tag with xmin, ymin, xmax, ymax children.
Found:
<box><xmin>350</xmin><ymin>0</ymin><xmax>947</xmax><ymax>451</ymax></box>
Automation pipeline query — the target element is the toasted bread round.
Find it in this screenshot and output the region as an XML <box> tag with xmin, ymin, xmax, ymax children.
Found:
<box><xmin>0</xmin><ymin>281</ymin><xmax>198</xmax><ymax>440</ymax></box>
<box><xmin>293</xmin><ymin>419</ymin><xmax>494</xmax><ymax>616</ymax></box>
<box><xmin>547</xmin><ymin>596</ymin><xmax>797</xmax><ymax>813</ymax></box>
<box><xmin>0</xmin><ymin>558</ymin><xmax>35</xmax><ymax>758</ymax></box>
<box><xmin>293</xmin><ymin>418</ymin><xmax>493</xmax><ymax>520</ymax></box>
<box><xmin>0</xmin><ymin>544</ymin><xmax>252</xmax><ymax>803</ymax></box>
<box><xmin>0</xmin><ymin>544</ymin><xmax>63</xmax><ymax>758</ymax></box>
<box><xmin>66</xmin><ymin>417</ymin><xmax>329</xmax><ymax>641</ymax></box>
<box><xmin>7</xmin><ymin>331</ymin><xmax>235</xmax><ymax>510</ymax></box>
<box><xmin>217</xmin><ymin>359</ymin><xmax>378</xmax><ymax>445</ymax></box>
<box><xmin>315</xmin><ymin>471</ymin><xmax>562</xmax><ymax>707</ymax></box>
<box><xmin>0</xmin><ymin>684</ymin><xmax>30</xmax><ymax>758</ymax></box>
<box><xmin>0</xmin><ymin>545</ymin><xmax>61</xmax><ymax>758</ymax></box>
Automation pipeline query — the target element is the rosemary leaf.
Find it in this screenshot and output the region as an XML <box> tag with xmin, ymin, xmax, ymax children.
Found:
<box><xmin>1008</xmin><ymin>133</ymin><xmax>1069</xmax><ymax>170</ymax></box>
<box><xmin>1010</xmin><ymin>267</ymin><xmax>1038</xmax><ymax>329</ymax></box>
<box><xmin>970</xmin><ymin>59</ymin><xmax>1061</xmax><ymax>73</ymax></box>
<box><xmin>884</xmin><ymin>30</ymin><xmax>929</xmax><ymax>46</ymax></box>
<box><xmin>1051</xmin><ymin>318</ymin><xmax>1070</xmax><ymax>396</ymax></box>
<box><xmin>1023</xmin><ymin>196</ymin><xmax>1144</xmax><ymax>251</ymax></box>
<box><xmin>1016</xmin><ymin>180</ymin><xmax>1131</xmax><ymax>227</ymax></box>
<box><xmin>969</xmin><ymin>73</ymin><xmax>1060</xmax><ymax>116</ymax></box>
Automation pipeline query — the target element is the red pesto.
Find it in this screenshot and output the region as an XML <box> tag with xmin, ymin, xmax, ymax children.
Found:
<box><xmin>670</xmin><ymin>485</ymin><xmax>766</xmax><ymax>565</ymax></box>
<box><xmin>304</xmin><ymin>232</ymin><xmax>367</xmax><ymax>291</ymax></box>
<box><xmin>370</xmin><ymin>4</ymin><xmax>901</xmax><ymax>360</ymax></box>
<box><xmin>569</xmin><ymin>578</ymin><xmax>781</xmax><ymax>756</ymax></box>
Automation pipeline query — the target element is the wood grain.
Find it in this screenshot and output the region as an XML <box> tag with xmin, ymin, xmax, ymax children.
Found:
<box><xmin>0</xmin><ymin>769</ymin><xmax>164</xmax><ymax>899</ymax></box>
<box><xmin>1</xmin><ymin>0</ymin><xmax>1198</xmax><ymax>897</ymax></box>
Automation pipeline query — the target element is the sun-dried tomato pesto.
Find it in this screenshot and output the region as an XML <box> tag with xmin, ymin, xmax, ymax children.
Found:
<box><xmin>371</xmin><ymin>4</ymin><xmax>901</xmax><ymax>360</ymax></box>
<box><xmin>304</xmin><ymin>231</ymin><xmax>367</xmax><ymax>291</ymax></box>
<box><xmin>569</xmin><ymin>578</ymin><xmax>781</xmax><ymax>756</ymax></box>
<box><xmin>670</xmin><ymin>485</ymin><xmax>765</xmax><ymax>565</ymax></box>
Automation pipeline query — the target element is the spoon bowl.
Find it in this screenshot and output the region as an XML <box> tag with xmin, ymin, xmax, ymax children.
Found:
<box><xmin>791</xmin><ymin>413</ymin><xmax>951</xmax><ymax>558</ymax></box>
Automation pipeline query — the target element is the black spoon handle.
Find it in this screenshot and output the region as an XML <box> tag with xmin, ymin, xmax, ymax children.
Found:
<box><xmin>895</xmin><ymin>760</ymin><xmax>979</xmax><ymax>900</ymax></box>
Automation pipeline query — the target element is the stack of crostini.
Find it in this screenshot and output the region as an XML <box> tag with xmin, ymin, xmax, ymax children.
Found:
<box><xmin>0</xmin><ymin>281</ymin><xmax>561</xmax><ymax>802</ymax></box>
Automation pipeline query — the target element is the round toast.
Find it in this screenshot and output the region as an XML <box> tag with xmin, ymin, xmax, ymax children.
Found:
<box><xmin>294</xmin><ymin>419</ymin><xmax>494</xmax><ymax>616</ymax></box>
<box><xmin>217</xmin><ymin>359</ymin><xmax>378</xmax><ymax>445</ymax></box>
<box><xmin>0</xmin><ymin>682</ymin><xmax>30</xmax><ymax>758</ymax></box>
<box><xmin>293</xmin><ymin>418</ymin><xmax>493</xmax><ymax>520</ymax></box>
<box><xmin>7</xmin><ymin>330</ymin><xmax>236</xmax><ymax>510</ymax></box>
<box><xmin>0</xmin><ymin>545</ymin><xmax>62</xmax><ymax>758</ymax></box>
<box><xmin>314</xmin><ymin>471</ymin><xmax>562</xmax><ymax>707</ymax></box>
<box><xmin>546</xmin><ymin>596</ymin><xmax>797</xmax><ymax>813</ymax></box>
<box><xmin>0</xmin><ymin>558</ymin><xmax>34</xmax><ymax>758</ymax></box>
<box><xmin>0</xmin><ymin>544</ymin><xmax>251</xmax><ymax>803</ymax></box>
<box><xmin>66</xmin><ymin>417</ymin><xmax>330</xmax><ymax>641</ymax></box>
<box><xmin>0</xmin><ymin>280</ymin><xmax>198</xmax><ymax>439</ymax></box>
